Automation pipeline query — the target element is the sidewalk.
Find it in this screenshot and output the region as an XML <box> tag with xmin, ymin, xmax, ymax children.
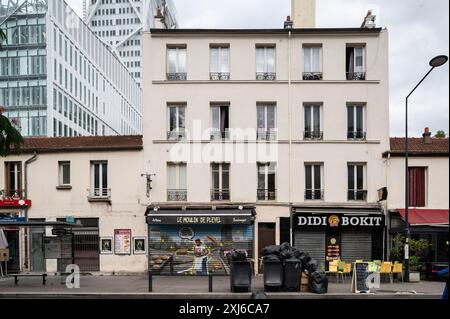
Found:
<box><xmin>0</xmin><ymin>274</ymin><xmax>445</xmax><ymax>299</ymax></box>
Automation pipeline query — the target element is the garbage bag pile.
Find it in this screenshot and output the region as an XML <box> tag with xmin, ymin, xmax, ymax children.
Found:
<box><xmin>261</xmin><ymin>242</ymin><xmax>328</xmax><ymax>294</ymax></box>
<box><xmin>226</xmin><ymin>250</ymin><xmax>248</xmax><ymax>263</ymax></box>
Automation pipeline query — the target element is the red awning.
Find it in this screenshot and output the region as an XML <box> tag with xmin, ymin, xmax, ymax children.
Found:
<box><xmin>397</xmin><ymin>209</ymin><xmax>449</xmax><ymax>226</ymax></box>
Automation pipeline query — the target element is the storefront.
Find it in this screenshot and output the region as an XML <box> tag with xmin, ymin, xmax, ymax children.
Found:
<box><xmin>145</xmin><ymin>206</ymin><xmax>255</xmax><ymax>276</ymax></box>
<box><xmin>291</xmin><ymin>208</ymin><xmax>385</xmax><ymax>266</ymax></box>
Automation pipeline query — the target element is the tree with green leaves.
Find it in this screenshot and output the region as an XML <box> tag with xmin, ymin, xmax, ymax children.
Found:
<box><xmin>1</xmin><ymin>106</ymin><xmax>24</xmax><ymax>157</ymax></box>
<box><xmin>435</xmin><ymin>130</ymin><xmax>447</xmax><ymax>138</ymax></box>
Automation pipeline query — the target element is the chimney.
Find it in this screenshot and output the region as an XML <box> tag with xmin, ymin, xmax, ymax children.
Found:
<box><xmin>423</xmin><ymin>127</ymin><xmax>432</xmax><ymax>144</ymax></box>
<box><xmin>284</xmin><ymin>16</ymin><xmax>294</xmax><ymax>29</ymax></box>
<box><xmin>292</xmin><ymin>0</ymin><xmax>316</xmax><ymax>28</ymax></box>
<box><xmin>154</xmin><ymin>7</ymin><xmax>166</xmax><ymax>29</ymax></box>
<box><xmin>361</xmin><ymin>10</ymin><xmax>376</xmax><ymax>28</ymax></box>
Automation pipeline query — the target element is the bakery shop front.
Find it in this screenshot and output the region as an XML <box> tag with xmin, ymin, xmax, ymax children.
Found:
<box><xmin>145</xmin><ymin>206</ymin><xmax>255</xmax><ymax>276</ymax></box>
<box><xmin>291</xmin><ymin>208</ymin><xmax>385</xmax><ymax>266</ymax></box>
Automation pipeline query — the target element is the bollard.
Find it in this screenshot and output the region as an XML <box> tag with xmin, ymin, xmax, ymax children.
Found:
<box><xmin>148</xmin><ymin>271</ymin><xmax>153</xmax><ymax>292</ymax></box>
<box><xmin>208</xmin><ymin>274</ymin><xmax>213</xmax><ymax>292</ymax></box>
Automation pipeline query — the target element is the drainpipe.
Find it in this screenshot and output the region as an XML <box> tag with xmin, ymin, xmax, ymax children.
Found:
<box><xmin>288</xmin><ymin>29</ymin><xmax>293</xmax><ymax>245</ymax></box>
<box><xmin>23</xmin><ymin>152</ymin><xmax>38</xmax><ymax>270</ymax></box>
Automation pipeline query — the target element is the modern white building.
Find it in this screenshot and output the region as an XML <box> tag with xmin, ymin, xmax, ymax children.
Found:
<box><xmin>0</xmin><ymin>0</ymin><xmax>143</xmax><ymax>137</ymax></box>
<box><xmin>86</xmin><ymin>0</ymin><xmax>177</xmax><ymax>84</ymax></box>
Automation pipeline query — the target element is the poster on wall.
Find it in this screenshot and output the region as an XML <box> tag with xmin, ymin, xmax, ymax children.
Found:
<box><xmin>100</xmin><ymin>237</ymin><xmax>113</xmax><ymax>255</ymax></box>
<box><xmin>114</xmin><ymin>229</ymin><xmax>131</xmax><ymax>255</ymax></box>
<box><xmin>133</xmin><ymin>237</ymin><xmax>146</xmax><ymax>255</ymax></box>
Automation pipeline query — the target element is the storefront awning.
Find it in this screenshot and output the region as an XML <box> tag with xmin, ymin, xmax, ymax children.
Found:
<box><xmin>397</xmin><ymin>209</ymin><xmax>449</xmax><ymax>226</ymax></box>
<box><xmin>146</xmin><ymin>208</ymin><xmax>255</xmax><ymax>225</ymax></box>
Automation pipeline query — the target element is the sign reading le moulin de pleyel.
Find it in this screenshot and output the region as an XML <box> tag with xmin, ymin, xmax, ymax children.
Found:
<box><xmin>296</xmin><ymin>214</ymin><xmax>384</xmax><ymax>227</ymax></box>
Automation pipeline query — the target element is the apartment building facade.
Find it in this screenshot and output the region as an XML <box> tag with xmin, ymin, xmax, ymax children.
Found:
<box><xmin>0</xmin><ymin>0</ymin><xmax>143</xmax><ymax>137</ymax></box>
<box><xmin>0</xmin><ymin>136</ymin><xmax>145</xmax><ymax>273</ymax></box>
<box><xmin>86</xmin><ymin>0</ymin><xmax>177</xmax><ymax>83</ymax></box>
<box><xmin>142</xmin><ymin>27</ymin><xmax>390</xmax><ymax>274</ymax></box>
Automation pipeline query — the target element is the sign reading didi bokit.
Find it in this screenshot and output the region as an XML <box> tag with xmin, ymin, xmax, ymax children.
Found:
<box><xmin>296</xmin><ymin>213</ymin><xmax>384</xmax><ymax>228</ymax></box>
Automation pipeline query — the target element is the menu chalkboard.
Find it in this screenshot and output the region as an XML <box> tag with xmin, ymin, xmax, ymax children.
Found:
<box><xmin>352</xmin><ymin>262</ymin><xmax>370</xmax><ymax>293</ymax></box>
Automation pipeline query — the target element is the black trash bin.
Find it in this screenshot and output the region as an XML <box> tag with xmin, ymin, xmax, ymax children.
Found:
<box><xmin>230</xmin><ymin>260</ymin><xmax>252</xmax><ymax>292</ymax></box>
<box><xmin>283</xmin><ymin>258</ymin><xmax>302</xmax><ymax>292</ymax></box>
<box><xmin>263</xmin><ymin>258</ymin><xmax>283</xmax><ymax>292</ymax></box>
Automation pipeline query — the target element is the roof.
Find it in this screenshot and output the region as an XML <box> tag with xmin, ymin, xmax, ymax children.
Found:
<box><xmin>14</xmin><ymin>135</ymin><xmax>143</xmax><ymax>154</ymax></box>
<box><xmin>397</xmin><ymin>209</ymin><xmax>449</xmax><ymax>226</ymax></box>
<box><xmin>383</xmin><ymin>137</ymin><xmax>449</xmax><ymax>157</ymax></box>
<box><xmin>149</xmin><ymin>27</ymin><xmax>383</xmax><ymax>36</ymax></box>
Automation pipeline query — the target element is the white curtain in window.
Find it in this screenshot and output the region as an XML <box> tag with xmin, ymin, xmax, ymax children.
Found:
<box><xmin>354</xmin><ymin>47</ymin><xmax>364</xmax><ymax>73</ymax></box>
<box><xmin>168</xmin><ymin>164</ymin><xmax>177</xmax><ymax>189</ymax></box>
<box><xmin>179</xmin><ymin>164</ymin><xmax>187</xmax><ymax>190</ymax></box>
<box><xmin>220</xmin><ymin>48</ymin><xmax>229</xmax><ymax>73</ymax></box>
<box><xmin>210</xmin><ymin>48</ymin><xmax>219</xmax><ymax>73</ymax></box>
<box><xmin>256</xmin><ymin>48</ymin><xmax>265</xmax><ymax>73</ymax></box>
<box><xmin>178</xmin><ymin>49</ymin><xmax>187</xmax><ymax>73</ymax></box>
<box><xmin>167</xmin><ymin>49</ymin><xmax>177</xmax><ymax>73</ymax></box>
<box><xmin>266</xmin><ymin>48</ymin><xmax>275</xmax><ymax>72</ymax></box>
<box><xmin>211</xmin><ymin>106</ymin><xmax>220</xmax><ymax>132</ymax></box>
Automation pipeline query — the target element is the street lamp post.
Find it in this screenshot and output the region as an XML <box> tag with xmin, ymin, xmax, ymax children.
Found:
<box><xmin>404</xmin><ymin>55</ymin><xmax>448</xmax><ymax>282</ymax></box>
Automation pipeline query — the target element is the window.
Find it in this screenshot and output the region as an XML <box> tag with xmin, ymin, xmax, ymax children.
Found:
<box><xmin>167</xmin><ymin>47</ymin><xmax>187</xmax><ymax>80</ymax></box>
<box><xmin>90</xmin><ymin>161</ymin><xmax>109</xmax><ymax>198</ymax></box>
<box><xmin>211</xmin><ymin>105</ymin><xmax>229</xmax><ymax>140</ymax></box>
<box><xmin>257</xmin><ymin>163</ymin><xmax>276</xmax><ymax>201</ymax></box>
<box><xmin>58</xmin><ymin>161</ymin><xmax>71</xmax><ymax>186</ymax></box>
<box><xmin>303</xmin><ymin>46</ymin><xmax>322</xmax><ymax>80</ymax></box>
<box><xmin>211</xmin><ymin>163</ymin><xmax>230</xmax><ymax>201</ymax></box>
<box><xmin>167</xmin><ymin>105</ymin><xmax>186</xmax><ymax>140</ymax></box>
<box><xmin>167</xmin><ymin>163</ymin><xmax>187</xmax><ymax>201</ymax></box>
<box><xmin>256</xmin><ymin>46</ymin><xmax>276</xmax><ymax>80</ymax></box>
<box><xmin>346</xmin><ymin>46</ymin><xmax>365</xmax><ymax>80</ymax></box>
<box><xmin>257</xmin><ymin>104</ymin><xmax>277</xmax><ymax>140</ymax></box>
<box><xmin>4</xmin><ymin>162</ymin><xmax>22</xmax><ymax>197</ymax></box>
<box><xmin>305</xmin><ymin>163</ymin><xmax>323</xmax><ymax>200</ymax></box>
<box><xmin>304</xmin><ymin>104</ymin><xmax>322</xmax><ymax>140</ymax></box>
<box><xmin>347</xmin><ymin>105</ymin><xmax>366</xmax><ymax>140</ymax></box>
<box><xmin>408</xmin><ymin>167</ymin><xmax>427</xmax><ymax>207</ymax></box>
<box><xmin>348</xmin><ymin>163</ymin><xmax>367</xmax><ymax>201</ymax></box>
<box><xmin>210</xmin><ymin>46</ymin><xmax>230</xmax><ymax>80</ymax></box>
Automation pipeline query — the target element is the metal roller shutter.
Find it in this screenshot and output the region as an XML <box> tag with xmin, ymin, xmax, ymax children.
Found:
<box><xmin>341</xmin><ymin>231</ymin><xmax>372</xmax><ymax>263</ymax></box>
<box><xmin>294</xmin><ymin>231</ymin><xmax>326</xmax><ymax>263</ymax></box>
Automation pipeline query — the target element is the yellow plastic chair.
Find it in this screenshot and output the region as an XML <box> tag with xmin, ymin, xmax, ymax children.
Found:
<box><xmin>326</xmin><ymin>260</ymin><xmax>342</xmax><ymax>283</ymax></box>
<box><xmin>392</xmin><ymin>263</ymin><xmax>404</xmax><ymax>283</ymax></box>
<box><xmin>342</xmin><ymin>263</ymin><xmax>352</xmax><ymax>282</ymax></box>
<box><xmin>380</xmin><ymin>262</ymin><xmax>393</xmax><ymax>284</ymax></box>
<box><xmin>355</xmin><ymin>259</ymin><xmax>364</xmax><ymax>263</ymax></box>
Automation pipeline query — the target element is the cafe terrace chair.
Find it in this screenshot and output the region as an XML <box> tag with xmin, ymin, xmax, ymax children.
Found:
<box><xmin>392</xmin><ymin>262</ymin><xmax>404</xmax><ymax>283</ymax></box>
<box><xmin>326</xmin><ymin>260</ymin><xmax>344</xmax><ymax>283</ymax></box>
<box><xmin>380</xmin><ymin>262</ymin><xmax>393</xmax><ymax>284</ymax></box>
<box><xmin>355</xmin><ymin>259</ymin><xmax>364</xmax><ymax>263</ymax></box>
<box><xmin>342</xmin><ymin>263</ymin><xmax>352</xmax><ymax>282</ymax></box>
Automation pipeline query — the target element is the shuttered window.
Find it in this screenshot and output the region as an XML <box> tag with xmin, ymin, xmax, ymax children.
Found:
<box><xmin>340</xmin><ymin>231</ymin><xmax>372</xmax><ymax>263</ymax></box>
<box><xmin>294</xmin><ymin>231</ymin><xmax>326</xmax><ymax>263</ymax></box>
<box><xmin>408</xmin><ymin>167</ymin><xmax>426</xmax><ymax>207</ymax></box>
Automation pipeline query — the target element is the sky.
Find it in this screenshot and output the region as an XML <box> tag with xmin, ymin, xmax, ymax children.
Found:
<box><xmin>68</xmin><ymin>0</ymin><xmax>449</xmax><ymax>137</ymax></box>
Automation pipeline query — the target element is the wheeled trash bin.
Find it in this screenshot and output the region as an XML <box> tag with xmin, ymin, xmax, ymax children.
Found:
<box><xmin>263</xmin><ymin>259</ymin><xmax>283</xmax><ymax>292</ymax></box>
<box><xmin>230</xmin><ymin>260</ymin><xmax>252</xmax><ymax>292</ymax></box>
<box><xmin>283</xmin><ymin>258</ymin><xmax>302</xmax><ymax>291</ymax></box>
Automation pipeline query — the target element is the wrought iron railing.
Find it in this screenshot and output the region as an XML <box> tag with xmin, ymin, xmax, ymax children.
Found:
<box><xmin>303</xmin><ymin>72</ymin><xmax>323</xmax><ymax>80</ymax></box>
<box><xmin>257</xmin><ymin>129</ymin><xmax>277</xmax><ymax>141</ymax></box>
<box><xmin>167</xmin><ymin>130</ymin><xmax>186</xmax><ymax>141</ymax></box>
<box><xmin>210</xmin><ymin>130</ymin><xmax>230</xmax><ymax>141</ymax></box>
<box><xmin>346</xmin><ymin>72</ymin><xmax>366</xmax><ymax>80</ymax></box>
<box><xmin>304</xmin><ymin>131</ymin><xmax>324</xmax><ymax>140</ymax></box>
<box><xmin>256</xmin><ymin>72</ymin><xmax>276</xmax><ymax>81</ymax></box>
<box><xmin>0</xmin><ymin>189</ymin><xmax>25</xmax><ymax>199</ymax></box>
<box><xmin>347</xmin><ymin>131</ymin><xmax>367</xmax><ymax>140</ymax></box>
<box><xmin>305</xmin><ymin>189</ymin><xmax>324</xmax><ymax>200</ymax></box>
<box><xmin>210</xmin><ymin>72</ymin><xmax>230</xmax><ymax>81</ymax></box>
<box><xmin>257</xmin><ymin>189</ymin><xmax>276</xmax><ymax>201</ymax></box>
<box><xmin>167</xmin><ymin>189</ymin><xmax>188</xmax><ymax>202</ymax></box>
<box><xmin>211</xmin><ymin>189</ymin><xmax>230</xmax><ymax>201</ymax></box>
<box><xmin>167</xmin><ymin>72</ymin><xmax>187</xmax><ymax>81</ymax></box>
<box><xmin>347</xmin><ymin>190</ymin><xmax>368</xmax><ymax>201</ymax></box>
<box><xmin>88</xmin><ymin>188</ymin><xmax>111</xmax><ymax>199</ymax></box>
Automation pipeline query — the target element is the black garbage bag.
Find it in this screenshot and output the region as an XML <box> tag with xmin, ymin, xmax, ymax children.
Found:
<box><xmin>309</xmin><ymin>271</ymin><xmax>328</xmax><ymax>294</ymax></box>
<box><xmin>226</xmin><ymin>250</ymin><xmax>248</xmax><ymax>263</ymax></box>
<box><xmin>299</xmin><ymin>252</ymin><xmax>311</xmax><ymax>265</ymax></box>
<box><xmin>305</xmin><ymin>259</ymin><xmax>318</xmax><ymax>273</ymax></box>
<box><xmin>251</xmin><ymin>291</ymin><xmax>268</xmax><ymax>299</ymax></box>
<box><xmin>292</xmin><ymin>249</ymin><xmax>301</xmax><ymax>259</ymax></box>
<box><xmin>262</xmin><ymin>245</ymin><xmax>281</xmax><ymax>256</ymax></box>
<box><xmin>263</xmin><ymin>254</ymin><xmax>281</xmax><ymax>262</ymax></box>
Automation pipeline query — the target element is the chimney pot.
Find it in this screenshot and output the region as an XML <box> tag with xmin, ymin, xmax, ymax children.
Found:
<box><xmin>423</xmin><ymin>127</ymin><xmax>432</xmax><ymax>144</ymax></box>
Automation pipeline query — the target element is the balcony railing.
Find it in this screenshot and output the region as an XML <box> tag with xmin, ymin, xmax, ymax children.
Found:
<box><xmin>256</xmin><ymin>72</ymin><xmax>276</xmax><ymax>81</ymax></box>
<box><xmin>305</xmin><ymin>189</ymin><xmax>324</xmax><ymax>200</ymax></box>
<box><xmin>303</xmin><ymin>72</ymin><xmax>323</xmax><ymax>80</ymax></box>
<box><xmin>348</xmin><ymin>190</ymin><xmax>368</xmax><ymax>201</ymax></box>
<box><xmin>304</xmin><ymin>131</ymin><xmax>324</xmax><ymax>140</ymax></box>
<box><xmin>211</xmin><ymin>189</ymin><xmax>230</xmax><ymax>201</ymax></box>
<box><xmin>346</xmin><ymin>72</ymin><xmax>366</xmax><ymax>80</ymax></box>
<box><xmin>167</xmin><ymin>72</ymin><xmax>187</xmax><ymax>81</ymax></box>
<box><xmin>210</xmin><ymin>72</ymin><xmax>230</xmax><ymax>81</ymax></box>
<box><xmin>167</xmin><ymin>189</ymin><xmax>187</xmax><ymax>202</ymax></box>
<box><xmin>167</xmin><ymin>130</ymin><xmax>186</xmax><ymax>141</ymax></box>
<box><xmin>88</xmin><ymin>188</ymin><xmax>111</xmax><ymax>200</ymax></box>
<box><xmin>347</xmin><ymin>131</ymin><xmax>367</xmax><ymax>140</ymax></box>
<box><xmin>257</xmin><ymin>129</ymin><xmax>277</xmax><ymax>141</ymax></box>
<box><xmin>257</xmin><ymin>189</ymin><xmax>276</xmax><ymax>201</ymax></box>
<box><xmin>0</xmin><ymin>189</ymin><xmax>25</xmax><ymax>199</ymax></box>
<box><xmin>210</xmin><ymin>130</ymin><xmax>230</xmax><ymax>141</ymax></box>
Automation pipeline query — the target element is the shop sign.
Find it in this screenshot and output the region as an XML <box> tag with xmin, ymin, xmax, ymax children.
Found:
<box><xmin>146</xmin><ymin>215</ymin><xmax>253</xmax><ymax>225</ymax></box>
<box><xmin>0</xmin><ymin>216</ymin><xmax>26</xmax><ymax>223</ymax></box>
<box><xmin>114</xmin><ymin>229</ymin><xmax>132</xmax><ymax>255</ymax></box>
<box><xmin>295</xmin><ymin>213</ymin><xmax>384</xmax><ymax>228</ymax></box>
<box><xmin>0</xmin><ymin>199</ymin><xmax>32</xmax><ymax>208</ymax></box>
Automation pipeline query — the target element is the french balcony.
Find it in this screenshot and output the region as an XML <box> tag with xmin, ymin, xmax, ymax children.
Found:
<box><xmin>257</xmin><ymin>129</ymin><xmax>277</xmax><ymax>141</ymax></box>
<box><xmin>303</xmin><ymin>72</ymin><xmax>323</xmax><ymax>80</ymax></box>
<box><xmin>256</xmin><ymin>72</ymin><xmax>276</xmax><ymax>81</ymax></box>
<box><xmin>257</xmin><ymin>189</ymin><xmax>276</xmax><ymax>201</ymax></box>
<box><xmin>87</xmin><ymin>188</ymin><xmax>111</xmax><ymax>202</ymax></box>
<box><xmin>304</xmin><ymin>130</ymin><xmax>324</xmax><ymax>140</ymax></box>
<box><xmin>167</xmin><ymin>72</ymin><xmax>187</xmax><ymax>81</ymax></box>
<box><xmin>167</xmin><ymin>189</ymin><xmax>187</xmax><ymax>202</ymax></box>
<box><xmin>305</xmin><ymin>189</ymin><xmax>324</xmax><ymax>201</ymax></box>
<box><xmin>210</xmin><ymin>129</ymin><xmax>230</xmax><ymax>141</ymax></box>
<box><xmin>0</xmin><ymin>189</ymin><xmax>25</xmax><ymax>199</ymax></box>
<box><xmin>211</xmin><ymin>189</ymin><xmax>230</xmax><ymax>201</ymax></box>
<box><xmin>347</xmin><ymin>131</ymin><xmax>367</xmax><ymax>141</ymax></box>
<box><xmin>348</xmin><ymin>190</ymin><xmax>368</xmax><ymax>201</ymax></box>
<box><xmin>167</xmin><ymin>130</ymin><xmax>186</xmax><ymax>141</ymax></box>
<box><xmin>346</xmin><ymin>72</ymin><xmax>366</xmax><ymax>80</ymax></box>
<box><xmin>210</xmin><ymin>72</ymin><xmax>230</xmax><ymax>81</ymax></box>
